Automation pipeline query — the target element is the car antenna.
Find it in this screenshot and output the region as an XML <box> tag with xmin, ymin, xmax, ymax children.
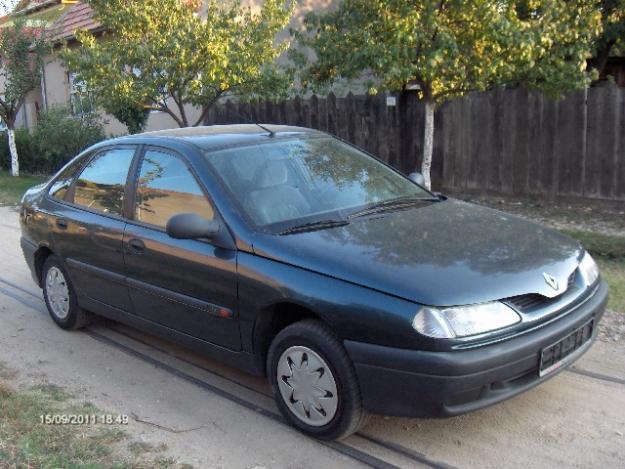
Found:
<box><xmin>231</xmin><ymin>111</ymin><xmax>275</xmax><ymax>138</ymax></box>
<box><xmin>255</xmin><ymin>123</ymin><xmax>275</xmax><ymax>138</ymax></box>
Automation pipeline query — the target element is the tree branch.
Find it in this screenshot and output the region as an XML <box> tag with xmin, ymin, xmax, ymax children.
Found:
<box><xmin>143</xmin><ymin>103</ymin><xmax>184</xmax><ymax>127</ymax></box>
<box><xmin>170</xmin><ymin>89</ymin><xmax>188</xmax><ymax>127</ymax></box>
<box><xmin>192</xmin><ymin>89</ymin><xmax>225</xmax><ymax>127</ymax></box>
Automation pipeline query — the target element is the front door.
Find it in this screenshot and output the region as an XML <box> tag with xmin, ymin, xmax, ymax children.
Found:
<box><xmin>123</xmin><ymin>148</ymin><xmax>240</xmax><ymax>350</ymax></box>
<box><xmin>53</xmin><ymin>146</ymin><xmax>136</xmax><ymax>312</ymax></box>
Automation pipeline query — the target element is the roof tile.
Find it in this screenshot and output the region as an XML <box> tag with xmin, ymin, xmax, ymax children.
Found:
<box><xmin>47</xmin><ymin>2</ymin><xmax>99</xmax><ymax>42</ymax></box>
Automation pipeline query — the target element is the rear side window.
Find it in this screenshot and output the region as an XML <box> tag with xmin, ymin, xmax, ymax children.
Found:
<box><xmin>72</xmin><ymin>148</ymin><xmax>135</xmax><ymax>216</ymax></box>
<box><xmin>134</xmin><ymin>150</ymin><xmax>214</xmax><ymax>228</ymax></box>
<box><xmin>49</xmin><ymin>158</ymin><xmax>85</xmax><ymax>200</ymax></box>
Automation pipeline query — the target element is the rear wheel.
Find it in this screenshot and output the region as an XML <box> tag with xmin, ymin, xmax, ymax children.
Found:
<box><xmin>42</xmin><ymin>255</ymin><xmax>89</xmax><ymax>330</ymax></box>
<box><xmin>267</xmin><ymin>319</ymin><xmax>368</xmax><ymax>440</ymax></box>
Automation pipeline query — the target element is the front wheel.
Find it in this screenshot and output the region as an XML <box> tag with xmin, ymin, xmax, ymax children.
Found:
<box><xmin>267</xmin><ymin>319</ymin><xmax>368</xmax><ymax>440</ymax></box>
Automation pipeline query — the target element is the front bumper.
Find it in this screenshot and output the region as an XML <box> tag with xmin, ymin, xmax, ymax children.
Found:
<box><xmin>345</xmin><ymin>281</ymin><xmax>608</xmax><ymax>418</ymax></box>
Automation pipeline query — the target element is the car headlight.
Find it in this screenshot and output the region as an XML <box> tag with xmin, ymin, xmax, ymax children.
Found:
<box><xmin>412</xmin><ymin>302</ymin><xmax>521</xmax><ymax>339</ymax></box>
<box><xmin>578</xmin><ymin>251</ymin><xmax>600</xmax><ymax>287</ymax></box>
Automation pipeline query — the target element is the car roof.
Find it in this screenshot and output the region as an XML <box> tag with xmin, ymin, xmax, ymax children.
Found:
<box><xmin>110</xmin><ymin>124</ymin><xmax>326</xmax><ymax>152</ymax></box>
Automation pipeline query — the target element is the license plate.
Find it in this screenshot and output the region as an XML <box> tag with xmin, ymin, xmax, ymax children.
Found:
<box><xmin>539</xmin><ymin>319</ymin><xmax>594</xmax><ymax>377</ymax></box>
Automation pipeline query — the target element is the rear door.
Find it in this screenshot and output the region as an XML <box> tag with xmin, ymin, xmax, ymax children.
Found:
<box><xmin>51</xmin><ymin>146</ymin><xmax>137</xmax><ymax>312</ymax></box>
<box><xmin>123</xmin><ymin>147</ymin><xmax>240</xmax><ymax>350</ymax></box>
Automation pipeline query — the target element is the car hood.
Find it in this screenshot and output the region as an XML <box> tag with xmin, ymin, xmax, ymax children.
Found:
<box><xmin>250</xmin><ymin>199</ymin><xmax>582</xmax><ymax>306</ymax></box>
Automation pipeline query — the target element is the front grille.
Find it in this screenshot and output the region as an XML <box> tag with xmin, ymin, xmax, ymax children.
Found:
<box><xmin>506</xmin><ymin>294</ymin><xmax>548</xmax><ymax>310</ymax></box>
<box><xmin>505</xmin><ymin>270</ymin><xmax>578</xmax><ymax>312</ymax></box>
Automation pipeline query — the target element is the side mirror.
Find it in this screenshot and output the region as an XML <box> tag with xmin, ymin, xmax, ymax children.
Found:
<box><xmin>166</xmin><ymin>213</ymin><xmax>221</xmax><ymax>240</ymax></box>
<box><xmin>408</xmin><ymin>172</ymin><xmax>426</xmax><ymax>186</ymax></box>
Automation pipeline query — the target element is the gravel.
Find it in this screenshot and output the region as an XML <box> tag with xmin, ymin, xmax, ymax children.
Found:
<box><xmin>598</xmin><ymin>309</ymin><xmax>625</xmax><ymax>344</ymax></box>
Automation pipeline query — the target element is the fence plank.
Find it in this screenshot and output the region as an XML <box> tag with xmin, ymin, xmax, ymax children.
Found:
<box><xmin>205</xmin><ymin>86</ymin><xmax>625</xmax><ymax>201</ymax></box>
<box><xmin>616</xmin><ymin>88</ymin><xmax>625</xmax><ymax>199</ymax></box>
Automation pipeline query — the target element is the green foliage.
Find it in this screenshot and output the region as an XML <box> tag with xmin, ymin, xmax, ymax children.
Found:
<box><xmin>294</xmin><ymin>0</ymin><xmax>603</xmax><ymax>189</ymax></box>
<box><xmin>0</xmin><ymin>17</ymin><xmax>49</xmax><ymax>128</ymax></box>
<box><xmin>106</xmin><ymin>96</ymin><xmax>150</xmax><ymax>134</ymax></box>
<box><xmin>31</xmin><ymin>106</ymin><xmax>105</xmax><ymax>172</ymax></box>
<box><xmin>295</xmin><ymin>0</ymin><xmax>602</xmax><ymax>102</ymax></box>
<box><xmin>0</xmin><ymin>107</ymin><xmax>105</xmax><ymax>174</ymax></box>
<box><xmin>62</xmin><ymin>0</ymin><xmax>295</xmax><ymax>128</ymax></box>
<box><xmin>588</xmin><ymin>0</ymin><xmax>625</xmax><ymax>74</ymax></box>
<box><xmin>600</xmin><ymin>1</ymin><xmax>625</xmax><ymax>51</ymax></box>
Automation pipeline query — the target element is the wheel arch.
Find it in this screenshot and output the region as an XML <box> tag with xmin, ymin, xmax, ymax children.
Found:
<box><xmin>253</xmin><ymin>301</ymin><xmax>327</xmax><ymax>376</ymax></box>
<box><xmin>33</xmin><ymin>245</ymin><xmax>54</xmax><ymax>286</ymax></box>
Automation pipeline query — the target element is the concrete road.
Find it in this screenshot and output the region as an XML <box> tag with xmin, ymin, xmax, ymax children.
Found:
<box><xmin>1</xmin><ymin>205</ymin><xmax>624</xmax><ymax>468</ymax></box>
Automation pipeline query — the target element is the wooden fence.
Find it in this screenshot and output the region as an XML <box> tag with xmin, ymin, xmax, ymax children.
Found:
<box><xmin>205</xmin><ymin>85</ymin><xmax>625</xmax><ymax>201</ymax></box>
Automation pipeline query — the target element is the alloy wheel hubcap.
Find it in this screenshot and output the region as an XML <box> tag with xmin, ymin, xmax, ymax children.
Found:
<box><xmin>45</xmin><ymin>266</ymin><xmax>70</xmax><ymax>320</ymax></box>
<box><xmin>277</xmin><ymin>346</ymin><xmax>338</xmax><ymax>427</ymax></box>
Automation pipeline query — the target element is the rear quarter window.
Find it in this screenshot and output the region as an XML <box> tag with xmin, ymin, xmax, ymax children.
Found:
<box><xmin>48</xmin><ymin>158</ymin><xmax>85</xmax><ymax>201</ymax></box>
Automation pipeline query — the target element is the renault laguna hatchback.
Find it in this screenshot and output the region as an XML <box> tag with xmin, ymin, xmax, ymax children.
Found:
<box><xmin>20</xmin><ymin>125</ymin><xmax>608</xmax><ymax>440</ymax></box>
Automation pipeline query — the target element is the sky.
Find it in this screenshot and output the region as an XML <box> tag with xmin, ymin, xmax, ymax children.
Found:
<box><xmin>0</xmin><ymin>0</ymin><xmax>18</xmax><ymax>16</ymax></box>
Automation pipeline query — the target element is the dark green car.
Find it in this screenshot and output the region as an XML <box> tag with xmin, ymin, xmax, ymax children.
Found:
<box><xmin>20</xmin><ymin>125</ymin><xmax>608</xmax><ymax>439</ymax></box>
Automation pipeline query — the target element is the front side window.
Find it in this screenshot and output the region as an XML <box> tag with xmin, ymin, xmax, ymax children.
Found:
<box><xmin>205</xmin><ymin>137</ymin><xmax>430</xmax><ymax>229</ymax></box>
<box><xmin>135</xmin><ymin>150</ymin><xmax>214</xmax><ymax>229</ymax></box>
<box><xmin>73</xmin><ymin>148</ymin><xmax>135</xmax><ymax>216</ymax></box>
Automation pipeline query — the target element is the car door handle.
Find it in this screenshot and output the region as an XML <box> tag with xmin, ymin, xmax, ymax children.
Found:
<box><xmin>128</xmin><ymin>238</ymin><xmax>145</xmax><ymax>254</ymax></box>
<box><xmin>56</xmin><ymin>218</ymin><xmax>68</xmax><ymax>229</ymax></box>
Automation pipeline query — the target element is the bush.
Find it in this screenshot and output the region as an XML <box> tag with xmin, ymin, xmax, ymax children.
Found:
<box><xmin>0</xmin><ymin>106</ymin><xmax>105</xmax><ymax>174</ymax></box>
<box><xmin>31</xmin><ymin>106</ymin><xmax>106</xmax><ymax>173</ymax></box>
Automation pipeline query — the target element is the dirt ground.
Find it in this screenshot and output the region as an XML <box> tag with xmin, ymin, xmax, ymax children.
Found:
<box><xmin>453</xmin><ymin>192</ymin><xmax>625</xmax><ymax>238</ymax></box>
<box><xmin>1</xmin><ymin>205</ymin><xmax>624</xmax><ymax>468</ymax></box>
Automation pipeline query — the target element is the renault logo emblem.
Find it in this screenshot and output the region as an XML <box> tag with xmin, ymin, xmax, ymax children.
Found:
<box><xmin>543</xmin><ymin>273</ymin><xmax>559</xmax><ymax>291</ymax></box>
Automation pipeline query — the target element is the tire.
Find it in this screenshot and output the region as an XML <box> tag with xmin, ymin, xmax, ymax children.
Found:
<box><xmin>267</xmin><ymin>319</ymin><xmax>368</xmax><ymax>440</ymax></box>
<box><xmin>42</xmin><ymin>255</ymin><xmax>89</xmax><ymax>330</ymax></box>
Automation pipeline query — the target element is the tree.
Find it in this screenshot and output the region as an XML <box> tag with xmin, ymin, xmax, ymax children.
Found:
<box><xmin>0</xmin><ymin>17</ymin><xmax>48</xmax><ymax>176</ymax></box>
<box><xmin>588</xmin><ymin>0</ymin><xmax>625</xmax><ymax>76</ymax></box>
<box><xmin>62</xmin><ymin>0</ymin><xmax>295</xmax><ymax>131</ymax></box>
<box><xmin>295</xmin><ymin>0</ymin><xmax>602</xmax><ymax>189</ymax></box>
<box><xmin>105</xmin><ymin>96</ymin><xmax>150</xmax><ymax>135</ymax></box>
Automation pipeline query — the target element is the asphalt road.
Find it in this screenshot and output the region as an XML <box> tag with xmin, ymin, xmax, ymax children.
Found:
<box><xmin>0</xmin><ymin>205</ymin><xmax>624</xmax><ymax>468</ymax></box>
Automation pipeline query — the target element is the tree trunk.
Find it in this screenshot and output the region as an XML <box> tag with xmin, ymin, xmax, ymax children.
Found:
<box><xmin>8</xmin><ymin>127</ymin><xmax>19</xmax><ymax>177</ymax></box>
<box><xmin>588</xmin><ymin>40</ymin><xmax>615</xmax><ymax>78</ymax></box>
<box><xmin>421</xmin><ymin>99</ymin><xmax>435</xmax><ymax>190</ymax></box>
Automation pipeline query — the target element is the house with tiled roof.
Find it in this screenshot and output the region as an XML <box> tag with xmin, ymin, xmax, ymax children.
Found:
<box><xmin>0</xmin><ymin>0</ymin><xmax>103</xmax><ymax>131</ymax></box>
<box><xmin>3</xmin><ymin>0</ymin><xmax>333</xmax><ymax>135</ymax></box>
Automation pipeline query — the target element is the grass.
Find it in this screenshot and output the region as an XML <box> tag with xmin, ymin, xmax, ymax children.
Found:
<box><xmin>560</xmin><ymin>229</ymin><xmax>625</xmax><ymax>260</ymax></box>
<box><xmin>597</xmin><ymin>258</ymin><xmax>625</xmax><ymax>314</ymax></box>
<box><xmin>0</xmin><ymin>170</ymin><xmax>47</xmax><ymax>206</ymax></box>
<box><xmin>0</xmin><ymin>377</ymin><xmax>186</xmax><ymax>469</ymax></box>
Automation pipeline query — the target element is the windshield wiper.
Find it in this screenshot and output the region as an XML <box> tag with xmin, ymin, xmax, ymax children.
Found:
<box><xmin>348</xmin><ymin>195</ymin><xmax>440</xmax><ymax>220</ymax></box>
<box><xmin>279</xmin><ymin>218</ymin><xmax>349</xmax><ymax>235</ymax></box>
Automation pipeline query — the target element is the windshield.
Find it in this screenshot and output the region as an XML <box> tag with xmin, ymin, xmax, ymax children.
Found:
<box><xmin>205</xmin><ymin>137</ymin><xmax>430</xmax><ymax>231</ymax></box>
